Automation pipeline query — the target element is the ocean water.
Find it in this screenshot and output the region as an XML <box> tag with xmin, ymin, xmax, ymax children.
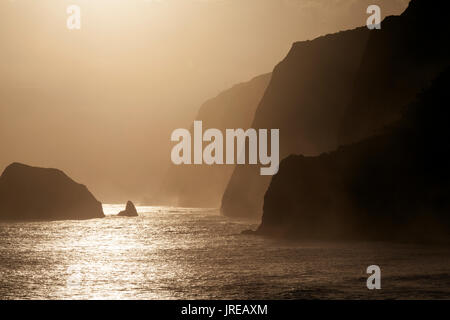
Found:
<box><xmin>0</xmin><ymin>205</ymin><xmax>450</xmax><ymax>300</ymax></box>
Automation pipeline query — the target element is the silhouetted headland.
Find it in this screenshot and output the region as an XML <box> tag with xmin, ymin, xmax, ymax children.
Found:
<box><xmin>222</xmin><ymin>0</ymin><xmax>450</xmax><ymax>219</ymax></box>
<box><xmin>255</xmin><ymin>68</ymin><xmax>450</xmax><ymax>243</ymax></box>
<box><xmin>221</xmin><ymin>25</ymin><xmax>371</xmax><ymax>219</ymax></box>
<box><xmin>0</xmin><ymin>163</ymin><xmax>104</xmax><ymax>220</ymax></box>
<box><xmin>117</xmin><ymin>201</ymin><xmax>138</xmax><ymax>217</ymax></box>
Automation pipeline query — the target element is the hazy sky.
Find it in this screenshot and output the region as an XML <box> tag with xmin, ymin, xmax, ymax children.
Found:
<box><xmin>0</xmin><ymin>0</ymin><xmax>409</xmax><ymax>202</ymax></box>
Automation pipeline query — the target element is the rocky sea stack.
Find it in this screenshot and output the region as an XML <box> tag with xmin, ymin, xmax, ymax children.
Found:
<box><xmin>0</xmin><ymin>163</ymin><xmax>105</xmax><ymax>220</ymax></box>
<box><xmin>117</xmin><ymin>201</ymin><xmax>138</xmax><ymax>217</ymax></box>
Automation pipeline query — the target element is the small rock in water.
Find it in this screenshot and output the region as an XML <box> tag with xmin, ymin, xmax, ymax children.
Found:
<box><xmin>117</xmin><ymin>201</ymin><xmax>138</xmax><ymax>217</ymax></box>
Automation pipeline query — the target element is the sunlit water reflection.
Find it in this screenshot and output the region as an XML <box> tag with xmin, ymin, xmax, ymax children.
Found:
<box><xmin>0</xmin><ymin>205</ymin><xmax>450</xmax><ymax>299</ymax></box>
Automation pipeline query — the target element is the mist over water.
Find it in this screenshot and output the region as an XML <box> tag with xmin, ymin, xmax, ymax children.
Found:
<box><xmin>0</xmin><ymin>205</ymin><xmax>449</xmax><ymax>299</ymax></box>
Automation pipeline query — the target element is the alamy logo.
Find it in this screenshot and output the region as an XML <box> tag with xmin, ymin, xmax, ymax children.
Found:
<box><xmin>66</xmin><ymin>265</ymin><xmax>83</xmax><ymax>288</ymax></box>
<box><xmin>367</xmin><ymin>5</ymin><xmax>381</xmax><ymax>29</ymax></box>
<box><xmin>366</xmin><ymin>265</ymin><xmax>381</xmax><ymax>290</ymax></box>
<box><xmin>170</xmin><ymin>121</ymin><xmax>280</xmax><ymax>176</ymax></box>
<box><xmin>67</xmin><ymin>5</ymin><xmax>81</xmax><ymax>30</ymax></box>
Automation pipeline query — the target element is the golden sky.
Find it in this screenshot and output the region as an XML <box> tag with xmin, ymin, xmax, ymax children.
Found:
<box><xmin>0</xmin><ymin>0</ymin><xmax>409</xmax><ymax>202</ymax></box>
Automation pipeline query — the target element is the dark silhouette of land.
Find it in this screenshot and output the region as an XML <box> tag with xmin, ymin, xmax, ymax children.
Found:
<box><xmin>0</xmin><ymin>163</ymin><xmax>104</xmax><ymax>220</ymax></box>
<box><xmin>222</xmin><ymin>0</ymin><xmax>450</xmax><ymax>219</ymax></box>
<box><xmin>157</xmin><ymin>74</ymin><xmax>271</xmax><ymax>208</ymax></box>
<box><xmin>117</xmin><ymin>201</ymin><xmax>138</xmax><ymax>217</ymax></box>
<box><xmin>222</xmin><ymin>27</ymin><xmax>371</xmax><ymax>218</ymax></box>
<box><xmin>339</xmin><ymin>0</ymin><xmax>450</xmax><ymax>145</ymax></box>
<box><xmin>256</xmin><ymin>68</ymin><xmax>450</xmax><ymax>243</ymax></box>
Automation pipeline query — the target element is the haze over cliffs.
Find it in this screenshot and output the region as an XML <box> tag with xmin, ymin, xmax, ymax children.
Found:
<box><xmin>258</xmin><ymin>67</ymin><xmax>450</xmax><ymax>243</ymax></box>
<box><xmin>157</xmin><ymin>74</ymin><xmax>271</xmax><ymax>208</ymax></box>
<box><xmin>222</xmin><ymin>0</ymin><xmax>450</xmax><ymax>218</ymax></box>
<box><xmin>222</xmin><ymin>26</ymin><xmax>371</xmax><ymax>218</ymax></box>
<box><xmin>0</xmin><ymin>163</ymin><xmax>104</xmax><ymax>220</ymax></box>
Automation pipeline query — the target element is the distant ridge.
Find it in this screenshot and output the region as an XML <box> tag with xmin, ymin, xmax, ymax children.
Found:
<box><xmin>156</xmin><ymin>73</ymin><xmax>271</xmax><ymax>208</ymax></box>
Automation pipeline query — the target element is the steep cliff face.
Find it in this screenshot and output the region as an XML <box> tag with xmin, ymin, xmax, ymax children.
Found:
<box><xmin>157</xmin><ymin>73</ymin><xmax>271</xmax><ymax>207</ymax></box>
<box><xmin>339</xmin><ymin>0</ymin><xmax>450</xmax><ymax>145</ymax></box>
<box><xmin>222</xmin><ymin>0</ymin><xmax>450</xmax><ymax>219</ymax></box>
<box><xmin>0</xmin><ymin>163</ymin><xmax>105</xmax><ymax>220</ymax></box>
<box><xmin>221</xmin><ymin>27</ymin><xmax>371</xmax><ymax>218</ymax></box>
<box><xmin>258</xmin><ymin>68</ymin><xmax>450</xmax><ymax>243</ymax></box>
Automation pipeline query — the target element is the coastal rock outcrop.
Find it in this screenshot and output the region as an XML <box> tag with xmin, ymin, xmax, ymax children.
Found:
<box><xmin>338</xmin><ymin>0</ymin><xmax>450</xmax><ymax>145</ymax></box>
<box><xmin>221</xmin><ymin>0</ymin><xmax>450</xmax><ymax>219</ymax></box>
<box><xmin>0</xmin><ymin>163</ymin><xmax>105</xmax><ymax>220</ymax></box>
<box><xmin>221</xmin><ymin>26</ymin><xmax>371</xmax><ymax>218</ymax></box>
<box><xmin>257</xmin><ymin>68</ymin><xmax>450</xmax><ymax>243</ymax></box>
<box><xmin>117</xmin><ymin>201</ymin><xmax>138</xmax><ymax>217</ymax></box>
